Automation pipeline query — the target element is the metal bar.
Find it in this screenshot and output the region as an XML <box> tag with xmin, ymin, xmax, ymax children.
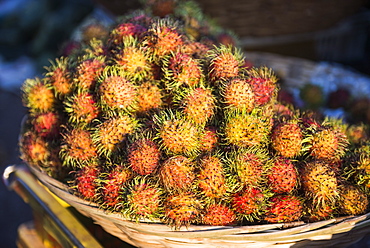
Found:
<box><xmin>3</xmin><ymin>165</ymin><xmax>103</xmax><ymax>248</ymax></box>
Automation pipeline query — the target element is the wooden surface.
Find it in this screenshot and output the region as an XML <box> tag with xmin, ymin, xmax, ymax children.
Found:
<box><xmin>17</xmin><ymin>222</ymin><xmax>44</xmax><ymax>248</ymax></box>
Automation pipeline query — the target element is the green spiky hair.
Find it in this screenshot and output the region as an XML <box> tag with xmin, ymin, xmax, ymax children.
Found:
<box><xmin>142</xmin><ymin>17</ymin><xmax>184</xmax><ymax>60</ymax></box>
<box><xmin>64</xmin><ymin>91</ymin><xmax>100</xmax><ymax>126</ymax></box>
<box><xmin>92</xmin><ymin>113</ymin><xmax>140</xmax><ymax>158</ymax></box>
<box><xmin>162</xmin><ymin>50</ymin><xmax>205</xmax><ymax>90</ymax></box>
<box><xmin>207</xmin><ymin>44</ymin><xmax>245</xmax><ymax>82</ymax></box>
<box><xmin>44</xmin><ymin>57</ymin><xmax>73</xmax><ymax>98</ymax></box>
<box><xmin>231</xmin><ymin>185</ymin><xmax>272</xmax><ymax>223</ymax></box>
<box><xmin>300</xmin><ymin>160</ymin><xmax>340</xmax><ymax>208</ymax></box>
<box><xmin>306</xmin><ymin>117</ymin><xmax>349</xmax><ymax>161</ymax></box>
<box><xmin>225</xmin><ymin>146</ymin><xmax>270</xmax><ymax>187</ymax></box>
<box><xmin>173</xmin><ymin>85</ymin><xmax>217</xmax><ymax>126</ymax></box>
<box><xmin>59</xmin><ymin>127</ymin><xmax>99</xmax><ymax>168</ymax></box>
<box><xmin>22</xmin><ymin>77</ymin><xmax>56</xmax><ymax>114</ymax></box>
<box><xmin>247</xmin><ymin>66</ymin><xmax>278</xmax><ymax>107</ymax></box>
<box><xmin>113</xmin><ymin>36</ymin><xmax>153</xmax><ymax>81</ymax></box>
<box><xmin>153</xmin><ymin>109</ymin><xmax>203</xmax><ymax>157</ymax></box>
<box><xmin>271</xmin><ymin>115</ymin><xmax>310</xmax><ymax>158</ymax></box>
<box><xmin>223</xmin><ymin>108</ymin><xmax>272</xmax><ymax>148</ymax></box>
<box><xmin>72</xmin><ymin>55</ymin><xmax>106</xmax><ymax>91</ymax></box>
<box><xmin>96</xmin><ymin>65</ymin><xmax>138</xmax><ymax>115</ymax></box>
<box><xmin>127</xmin><ymin>130</ymin><xmax>162</xmax><ymax>176</ymax></box>
<box><xmin>123</xmin><ymin>176</ymin><xmax>164</xmax><ymax>221</ymax></box>
<box><xmin>220</xmin><ymin>77</ymin><xmax>256</xmax><ymax>113</ymax></box>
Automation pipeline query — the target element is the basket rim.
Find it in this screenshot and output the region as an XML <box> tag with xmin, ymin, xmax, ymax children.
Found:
<box><xmin>27</xmin><ymin>163</ymin><xmax>370</xmax><ymax>242</ymax></box>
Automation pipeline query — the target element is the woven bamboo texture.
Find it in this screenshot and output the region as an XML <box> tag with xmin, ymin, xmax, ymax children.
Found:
<box><xmin>28</xmin><ymin>164</ymin><xmax>370</xmax><ymax>248</ymax></box>
<box><xmin>196</xmin><ymin>0</ymin><xmax>366</xmax><ymax>37</ymax></box>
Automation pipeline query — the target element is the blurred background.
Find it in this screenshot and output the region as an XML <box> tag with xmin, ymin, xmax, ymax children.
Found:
<box><xmin>0</xmin><ymin>0</ymin><xmax>370</xmax><ymax>247</ymax></box>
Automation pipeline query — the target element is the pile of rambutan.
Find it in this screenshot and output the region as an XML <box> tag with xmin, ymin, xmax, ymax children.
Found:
<box><xmin>19</xmin><ymin>0</ymin><xmax>370</xmax><ymax>230</ymax></box>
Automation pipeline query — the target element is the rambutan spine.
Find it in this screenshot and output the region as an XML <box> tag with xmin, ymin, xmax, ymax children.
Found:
<box><xmin>153</xmin><ymin>110</ymin><xmax>202</xmax><ymax>157</ymax></box>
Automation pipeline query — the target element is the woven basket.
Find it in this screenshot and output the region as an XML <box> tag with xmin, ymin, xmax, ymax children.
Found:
<box><xmin>196</xmin><ymin>0</ymin><xmax>366</xmax><ymax>37</ymax></box>
<box><xmin>28</xmin><ymin>163</ymin><xmax>370</xmax><ymax>248</ymax></box>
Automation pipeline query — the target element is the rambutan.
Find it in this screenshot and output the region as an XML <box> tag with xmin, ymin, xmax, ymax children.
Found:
<box><xmin>19</xmin><ymin>129</ymin><xmax>64</xmax><ymax>178</ymax></box>
<box><xmin>143</xmin><ymin>18</ymin><xmax>184</xmax><ymax>59</ymax></box>
<box><xmin>44</xmin><ymin>57</ymin><xmax>72</xmax><ymax>98</ymax></box>
<box><xmin>338</xmin><ymin>184</ymin><xmax>369</xmax><ymax>215</ymax></box>
<box><xmin>207</xmin><ymin>44</ymin><xmax>244</xmax><ymax>82</ymax></box>
<box><xmin>202</xmin><ymin>203</ymin><xmax>236</xmax><ymax>226</ymax></box>
<box><xmin>127</xmin><ymin>136</ymin><xmax>161</xmax><ymax>175</ymax></box>
<box><xmin>125</xmin><ymin>177</ymin><xmax>163</xmax><ymax>220</ymax></box>
<box><xmin>227</xmin><ymin>147</ymin><xmax>269</xmax><ymax>187</ymax></box>
<box><xmin>304</xmin><ymin>202</ymin><xmax>335</xmax><ymax>222</ymax></box>
<box><xmin>247</xmin><ymin>66</ymin><xmax>278</xmax><ymax>106</ymax></box>
<box><xmin>60</xmin><ymin>128</ymin><xmax>98</xmax><ymax>167</ymax></box>
<box><xmin>163</xmin><ymin>192</ymin><xmax>202</xmax><ymax>229</ymax></box>
<box><xmin>264</xmin><ymin>195</ymin><xmax>303</xmax><ymax>223</ymax></box>
<box><xmin>114</xmin><ymin>37</ymin><xmax>152</xmax><ymax>81</ymax></box>
<box><xmin>159</xmin><ymin>155</ymin><xmax>195</xmax><ymax>192</ymax></box>
<box><xmin>154</xmin><ymin>110</ymin><xmax>202</xmax><ymax>156</ymax></box>
<box><xmin>73</xmin><ymin>57</ymin><xmax>105</xmax><ymax>91</ymax></box>
<box><xmin>307</xmin><ymin>119</ymin><xmax>349</xmax><ymax>161</ymax></box>
<box><xmin>300</xmin><ymin>160</ymin><xmax>339</xmax><ymax>207</ymax></box>
<box><xmin>197</xmin><ymin>154</ymin><xmax>227</xmax><ymax>199</ymax></box>
<box><xmin>92</xmin><ymin>114</ymin><xmax>139</xmax><ymax>158</ymax></box>
<box><xmin>19</xmin><ymin>130</ymin><xmax>52</xmax><ymax>167</ymax></box>
<box><xmin>22</xmin><ymin>78</ymin><xmax>55</xmax><ymax>113</ymax></box>
<box><xmin>222</xmin><ymin>77</ymin><xmax>255</xmax><ymax>113</ymax></box>
<box><xmin>176</xmin><ymin>86</ymin><xmax>216</xmax><ymax>126</ymax></box>
<box><xmin>64</xmin><ymin>91</ymin><xmax>100</xmax><ymax>126</ymax></box>
<box><xmin>31</xmin><ymin>112</ymin><xmax>61</xmax><ymax>139</ymax></box>
<box><xmin>108</xmin><ymin>22</ymin><xmax>147</xmax><ymax>47</ymax></box>
<box><xmin>345</xmin><ymin>143</ymin><xmax>370</xmax><ymax>190</ymax></box>
<box><xmin>267</xmin><ymin>157</ymin><xmax>298</xmax><ymax>194</ymax></box>
<box><xmin>97</xmin><ymin>66</ymin><xmax>138</xmax><ymax>113</ymax></box>
<box><xmin>162</xmin><ymin>51</ymin><xmax>203</xmax><ymax>89</ymax></box>
<box><xmin>271</xmin><ymin>118</ymin><xmax>305</xmax><ymax>158</ymax></box>
<box><xmin>231</xmin><ymin>186</ymin><xmax>270</xmax><ymax>222</ymax></box>
<box><xmin>74</xmin><ymin>164</ymin><xmax>101</xmax><ymax>201</ymax></box>
<box><xmin>223</xmin><ymin>109</ymin><xmax>271</xmax><ymax>148</ymax></box>
<box><xmin>100</xmin><ymin>164</ymin><xmax>132</xmax><ymax>210</ymax></box>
